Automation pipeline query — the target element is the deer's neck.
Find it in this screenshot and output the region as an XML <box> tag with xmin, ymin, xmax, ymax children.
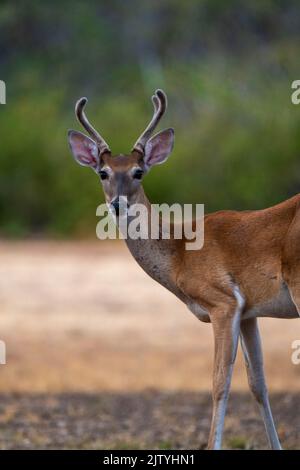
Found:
<box><xmin>123</xmin><ymin>188</ymin><xmax>182</xmax><ymax>297</ymax></box>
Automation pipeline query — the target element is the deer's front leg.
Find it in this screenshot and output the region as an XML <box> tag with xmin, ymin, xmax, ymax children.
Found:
<box><xmin>207</xmin><ymin>303</ymin><xmax>242</xmax><ymax>450</ymax></box>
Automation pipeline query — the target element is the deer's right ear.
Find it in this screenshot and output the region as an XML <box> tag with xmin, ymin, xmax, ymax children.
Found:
<box><xmin>68</xmin><ymin>130</ymin><xmax>99</xmax><ymax>170</ymax></box>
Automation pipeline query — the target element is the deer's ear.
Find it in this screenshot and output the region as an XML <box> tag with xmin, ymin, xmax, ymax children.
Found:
<box><xmin>68</xmin><ymin>130</ymin><xmax>99</xmax><ymax>170</ymax></box>
<box><xmin>144</xmin><ymin>128</ymin><xmax>174</xmax><ymax>168</ymax></box>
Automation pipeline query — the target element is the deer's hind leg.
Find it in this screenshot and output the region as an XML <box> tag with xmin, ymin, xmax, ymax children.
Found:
<box><xmin>282</xmin><ymin>203</ymin><xmax>300</xmax><ymax>316</ymax></box>
<box><xmin>240</xmin><ymin>318</ymin><xmax>281</xmax><ymax>449</ymax></box>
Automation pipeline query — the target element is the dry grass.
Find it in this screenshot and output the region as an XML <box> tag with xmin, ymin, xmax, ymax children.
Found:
<box><xmin>0</xmin><ymin>240</ymin><xmax>299</xmax><ymax>449</ymax></box>
<box><xmin>0</xmin><ymin>240</ymin><xmax>299</xmax><ymax>393</ymax></box>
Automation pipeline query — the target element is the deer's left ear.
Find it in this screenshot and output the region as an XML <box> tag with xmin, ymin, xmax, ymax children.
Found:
<box><xmin>144</xmin><ymin>128</ymin><xmax>174</xmax><ymax>168</ymax></box>
<box><xmin>68</xmin><ymin>130</ymin><xmax>100</xmax><ymax>170</ymax></box>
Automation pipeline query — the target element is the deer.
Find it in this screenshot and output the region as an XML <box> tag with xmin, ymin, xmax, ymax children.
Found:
<box><xmin>68</xmin><ymin>89</ymin><xmax>300</xmax><ymax>450</ymax></box>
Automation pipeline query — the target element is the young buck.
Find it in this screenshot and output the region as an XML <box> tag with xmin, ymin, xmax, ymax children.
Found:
<box><xmin>68</xmin><ymin>89</ymin><xmax>299</xmax><ymax>450</ymax></box>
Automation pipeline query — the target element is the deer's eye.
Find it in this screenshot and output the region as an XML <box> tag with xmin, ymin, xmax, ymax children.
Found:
<box><xmin>99</xmin><ymin>170</ymin><xmax>108</xmax><ymax>180</ymax></box>
<box><xmin>133</xmin><ymin>169</ymin><xmax>143</xmax><ymax>180</ymax></box>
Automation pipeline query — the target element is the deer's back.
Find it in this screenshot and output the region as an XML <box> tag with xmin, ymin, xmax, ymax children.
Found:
<box><xmin>176</xmin><ymin>194</ymin><xmax>300</xmax><ymax>317</ymax></box>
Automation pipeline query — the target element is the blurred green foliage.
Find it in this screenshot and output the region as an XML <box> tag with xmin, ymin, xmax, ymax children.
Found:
<box><xmin>0</xmin><ymin>0</ymin><xmax>300</xmax><ymax>236</ymax></box>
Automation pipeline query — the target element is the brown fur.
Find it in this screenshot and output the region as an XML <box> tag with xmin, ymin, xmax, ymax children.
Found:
<box><xmin>69</xmin><ymin>90</ymin><xmax>295</xmax><ymax>449</ymax></box>
<box><xmin>98</xmin><ymin>158</ymin><xmax>297</xmax><ymax>450</ymax></box>
<box><xmin>97</xmin><ymin>156</ymin><xmax>299</xmax><ymax>450</ymax></box>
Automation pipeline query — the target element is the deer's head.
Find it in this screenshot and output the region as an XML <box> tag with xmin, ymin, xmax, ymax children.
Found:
<box><xmin>68</xmin><ymin>90</ymin><xmax>174</xmax><ymax>216</ymax></box>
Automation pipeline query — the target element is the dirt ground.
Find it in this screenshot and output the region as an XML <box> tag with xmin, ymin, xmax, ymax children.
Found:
<box><xmin>0</xmin><ymin>240</ymin><xmax>299</xmax><ymax>449</ymax></box>
<box><xmin>0</xmin><ymin>391</ymin><xmax>299</xmax><ymax>450</ymax></box>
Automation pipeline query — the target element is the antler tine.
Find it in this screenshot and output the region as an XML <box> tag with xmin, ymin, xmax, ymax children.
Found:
<box><xmin>152</xmin><ymin>94</ymin><xmax>160</xmax><ymax>112</ymax></box>
<box><xmin>132</xmin><ymin>89</ymin><xmax>167</xmax><ymax>154</ymax></box>
<box><xmin>75</xmin><ymin>97</ymin><xmax>111</xmax><ymax>155</ymax></box>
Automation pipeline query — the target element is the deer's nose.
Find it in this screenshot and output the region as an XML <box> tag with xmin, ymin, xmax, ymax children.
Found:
<box><xmin>110</xmin><ymin>197</ymin><xmax>130</xmax><ymax>216</ymax></box>
<box><xmin>110</xmin><ymin>198</ymin><xmax>120</xmax><ymax>216</ymax></box>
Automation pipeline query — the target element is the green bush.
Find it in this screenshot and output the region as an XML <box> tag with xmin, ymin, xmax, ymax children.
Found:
<box><xmin>0</xmin><ymin>0</ymin><xmax>300</xmax><ymax>236</ymax></box>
